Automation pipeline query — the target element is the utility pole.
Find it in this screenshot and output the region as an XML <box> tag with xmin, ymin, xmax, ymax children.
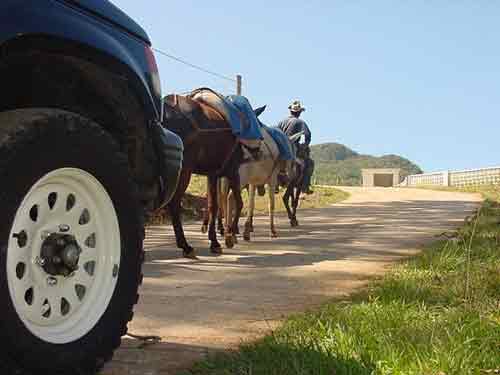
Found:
<box><xmin>236</xmin><ymin>74</ymin><xmax>242</xmax><ymax>95</ymax></box>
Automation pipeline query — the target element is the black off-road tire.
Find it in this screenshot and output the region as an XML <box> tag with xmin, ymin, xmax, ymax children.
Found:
<box><xmin>0</xmin><ymin>109</ymin><xmax>144</xmax><ymax>374</ymax></box>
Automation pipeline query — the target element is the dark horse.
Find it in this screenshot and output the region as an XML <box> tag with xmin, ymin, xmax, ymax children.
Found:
<box><xmin>283</xmin><ymin>142</ymin><xmax>307</xmax><ymax>227</ymax></box>
<box><xmin>163</xmin><ymin>93</ymin><xmax>244</xmax><ymax>258</ymax></box>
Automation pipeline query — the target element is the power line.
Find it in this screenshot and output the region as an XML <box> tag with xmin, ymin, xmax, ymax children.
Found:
<box><xmin>153</xmin><ymin>47</ymin><xmax>236</xmax><ymax>83</ymax></box>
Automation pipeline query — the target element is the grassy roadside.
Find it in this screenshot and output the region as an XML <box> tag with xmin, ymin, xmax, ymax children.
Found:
<box><xmin>181</xmin><ymin>186</ymin><xmax>500</xmax><ymax>375</ymax></box>
<box><xmin>415</xmin><ymin>184</ymin><xmax>500</xmax><ymax>202</ymax></box>
<box><xmin>148</xmin><ymin>176</ymin><xmax>349</xmax><ymax>224</ymax></box>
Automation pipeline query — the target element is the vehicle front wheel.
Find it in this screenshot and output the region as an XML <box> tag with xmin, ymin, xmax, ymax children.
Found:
<box><xmin>0</xmin><ymin>109</ymin><xmax>144</xmax><ymax>374</ymax></box>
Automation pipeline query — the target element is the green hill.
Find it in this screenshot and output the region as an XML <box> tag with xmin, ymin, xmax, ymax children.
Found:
<box><xmin>310</xmin><ymin>143</ymin><xmax>423</xmax><ymax>186</ymax></box>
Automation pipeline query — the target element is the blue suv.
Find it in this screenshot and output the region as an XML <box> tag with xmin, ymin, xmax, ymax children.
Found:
<box><xmin>0</xmin><ymin>1</ymin><xmax>183</xmax><ymax>373</ymax></box>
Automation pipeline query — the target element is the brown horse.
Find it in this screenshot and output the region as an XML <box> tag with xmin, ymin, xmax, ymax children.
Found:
<box><xmin>163</xmin><ymin>93</ymin><xmax>244</xmax><ymax>258</ymax></box>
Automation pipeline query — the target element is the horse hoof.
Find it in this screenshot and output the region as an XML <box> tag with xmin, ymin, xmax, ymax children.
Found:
<box><xmin>183</xmin><ymin>249</ymin><xmax>198</xmax><ymax>259</ymax></box>
<box><xmin>290</xmin><ymin>219</ymin><xmax>299</xmax><ymax>227</ymax></box>
<box><xmin>225</xmin><ymin>236</ymin><xmax>235</xmax><ymax>249</ymax></box>
<box><xmin>243</xmin><ymin>232</ymin><xmax>251</xmax><ymax>241</ymax></box>
<box><xmin>270</xmin><ymin>231</ymin><xmax>278</xmax><ymax>238</ymax></box>
<box><xmin>244</xmin><ymin>223</ymin><xmax>254</xmax><ymax>234</ymax></box>
<box><xmin>210</xmin><ymin>246</ymin><xmax>223</xmax><ymax>256</ymax></box>
<box><xmin>201</xmin><ymin>224</ymin><xmax>208</xmax><ymax>234</ymax></box>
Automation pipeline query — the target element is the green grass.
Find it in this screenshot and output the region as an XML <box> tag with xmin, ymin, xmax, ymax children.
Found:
<box><xmin>180</xmin><ymin>188</ymin><xmax>500</xmax><ymax>375</ymax></box>
<box><xmin>415</xmin><ymin>184</ymin><xmax>500</xmax><ymax>202</ymax></box>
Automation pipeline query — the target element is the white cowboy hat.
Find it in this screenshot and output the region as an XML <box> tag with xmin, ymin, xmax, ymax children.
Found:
<box><xmin>288</xmin><ymin>100</ymin><xmax>306</xmax><ymax>113</ymax></box>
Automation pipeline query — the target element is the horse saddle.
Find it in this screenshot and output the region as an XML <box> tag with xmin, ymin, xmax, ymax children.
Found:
<box><xmin>190</xmin><ymin>88</ymin><xmax>262</xmax><ymax>150</ymax></box>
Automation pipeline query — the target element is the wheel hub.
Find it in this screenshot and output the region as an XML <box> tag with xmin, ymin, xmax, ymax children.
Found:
<box><xmin>40</xmin><ymin>233</ymin><xmax>81</xmax><ymax>277</ymax></box>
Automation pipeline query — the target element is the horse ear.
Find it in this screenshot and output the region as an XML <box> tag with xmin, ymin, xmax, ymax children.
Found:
<box><xmin>289</xmin><ymin>131</ymin><xmax>304</xmax><ymax>143</ymax></box>
<box><xmin>254</xmin><ymin>105</ymin><xmax>267</xmax><ymax>117</ymax></box>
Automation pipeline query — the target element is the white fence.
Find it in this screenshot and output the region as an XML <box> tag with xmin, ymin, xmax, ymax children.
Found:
<box><xmin>400</xmin><ymin>166</ymin><xmax>500</xmax><ymax>187</ymax></box>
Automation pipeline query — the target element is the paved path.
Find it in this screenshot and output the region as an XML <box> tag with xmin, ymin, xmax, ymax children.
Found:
<box><xmin>102</xmin><ymin>187</ymin><xmax>481</xmax><ymax>375</ymax></box>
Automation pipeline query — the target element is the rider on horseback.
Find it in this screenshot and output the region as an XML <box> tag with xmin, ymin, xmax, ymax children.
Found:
<box><xmin>277</xmin><ymin>100</ymin><xmax>315</xmax><ymax>194</ymax></box>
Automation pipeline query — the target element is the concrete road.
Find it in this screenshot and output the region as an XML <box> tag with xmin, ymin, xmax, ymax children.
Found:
<box><xmin>102</xmin><ymin>187</ymin><xmax>481</xmax><ymax>375</ymax></box>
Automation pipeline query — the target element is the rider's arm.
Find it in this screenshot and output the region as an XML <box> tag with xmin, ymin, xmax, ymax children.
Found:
<box><xmin>277</xmin><ymin>119</ymin><xmax>286</xmax><ymax>131</ymax></box>
<box><xmin>303</xmin><ymin>122</ymin><xmax>312</xmax><ymax>145</ymax></box>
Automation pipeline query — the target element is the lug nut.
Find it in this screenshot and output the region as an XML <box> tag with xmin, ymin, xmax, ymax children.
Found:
<box><xmin>59</xmin><ymin>224</ymin><xmax>70</xmax><ymax>233</ymax></box>
<box><xmin>35</xmin><ymin>257</ymin><xmax>46</xmax><ymax>267</ymax></box>
<box><xmin>47</xmin><ymin>276</ymin><xmax>58</xmax><ymax>286</ymax></box>
<box><xmin>41</xmin><ymin>231</ymin><xmax>51</xmax><ymax>240</ymax></box>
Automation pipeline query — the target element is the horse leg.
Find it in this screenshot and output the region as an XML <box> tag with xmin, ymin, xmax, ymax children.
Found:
<box><xmin>201</xmin><ymin>176</ymin><xmax>210</xmax><ymax>233</ymax></box>
<box><xmin>230</xmin><ymin>174</ymin><xmax>243</xmax><ymax>245</ymax></box>
<box><xmin>224</xmin><ymin>187</ymin><xmax>235</xmax><ymax>248</ymax></box>
<box><xmin>244</xmin><ymin>184</ymin><xmax>256</xmax><ymax>241</ymax></box>
<box><xmin>217</xmin><ymin>178</ymin><xmax>225</xmax><ymax>236</ymax></box>
<box><xmin>201</xmin><ymin>211</ymin><xmax>209</xmax><ymax>234</ymax></box>
<box><xmin>217</xmin><ymin>206</ymin><xmax>224</xmax><ymax>236</ymax></box>
<box><xmin>283</xmin><ymin>184</ymin><xmax>294</xmax><ymax>225</ymax></box>
<box><xmin>247</xmin><ymin>187</ymin><xmax>254</xmax><ymax>233</ymax></box>
<box><xmin>269</xmin><ymin>180</ymin><xmax>277</xmax><ymax>238</ymax></box>
<box><xmin>219</xmin><ymin>178</ymin><xmax>229</xmax><ymax>237</ymax></box>
<box><xmin>292</xmin><ymin>186</ymin><xmax>302</xmax><ymax>227</ymax></box>
<box><xmin>208</xmin><ymin>174</ymin><xmax>222</xmax><ymax>255</ymax></box>
<box><xmin>168</xmin><ymin>169</ymin><xmax>197</xmax><ymax>258</ymax></box>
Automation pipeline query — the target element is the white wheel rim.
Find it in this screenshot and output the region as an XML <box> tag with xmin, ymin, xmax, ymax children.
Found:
<box><xmin>7</xmin><ymin>168</ymin><xmax>121</xmax><ymax>344</ymax></box>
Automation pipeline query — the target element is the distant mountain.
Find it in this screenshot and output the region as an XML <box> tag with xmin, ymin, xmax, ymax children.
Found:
<box><xmin>310</xmin><ymin>143</ymin><xmax>423</xmax><ymax>186</ymax></box>
<box><xmin>310</xmin><ymin>142</ymin><xmax>359</xmax><ymax>161</ymax></box>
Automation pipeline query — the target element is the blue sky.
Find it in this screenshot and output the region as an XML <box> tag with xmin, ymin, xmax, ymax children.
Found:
<box><xmin>114</xmin><ymin>1</ymin><xmax>499</xmax><ymax>172</ymax></box>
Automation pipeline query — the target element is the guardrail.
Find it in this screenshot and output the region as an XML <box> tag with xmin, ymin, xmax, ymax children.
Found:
<box><xmin>400</xmin><ymin>166</ymin><xmax>500</xmax><ymax>187</ymax></box>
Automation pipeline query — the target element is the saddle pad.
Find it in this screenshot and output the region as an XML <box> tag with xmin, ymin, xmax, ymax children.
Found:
<box><xmin>191</xmin><ymin>88</ymin><xmax>263</xmax><ymax>141</ymax></box>
<box><xmin>261</xmin><ymin>125</ymin><xmax>294</xmax><ymax>161</ymax></box>
<box><xmin>225</xmin><ymin>95</ymin><xmax>263</xmax><ymax>141</ymax></box>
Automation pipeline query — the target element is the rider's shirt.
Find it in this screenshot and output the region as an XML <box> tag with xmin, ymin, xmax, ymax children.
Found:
<box><xmin>276</xmin><ymin>116</ymin><xmax>311</xmax><ymax>145</ymax></box>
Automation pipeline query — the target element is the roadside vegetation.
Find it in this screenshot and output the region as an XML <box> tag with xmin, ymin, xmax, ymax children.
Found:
<box><xmin>148</xmin><ymin>175</ymin><xmax>349</xmax><ymax>224</ymax></box>
<box><xmin>182</xmin><ymin>185</ymin><xmax>500</xmax><ymax>375</ymax></box>
<box><xmin>416</xmin><ymin>184</ymin><xmax>500</xmax><ymax>202</ymax></box>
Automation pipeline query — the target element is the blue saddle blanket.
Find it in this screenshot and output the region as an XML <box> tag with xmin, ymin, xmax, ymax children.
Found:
<box><xmin>262</xmin><ymin>125</ymin><xmax>294</xmax><ymax>161</ymax></box>
<box><xmin>225</xmin><ymin>95</ymin><xmax>263</xmax><ymax>140</ymax></box>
